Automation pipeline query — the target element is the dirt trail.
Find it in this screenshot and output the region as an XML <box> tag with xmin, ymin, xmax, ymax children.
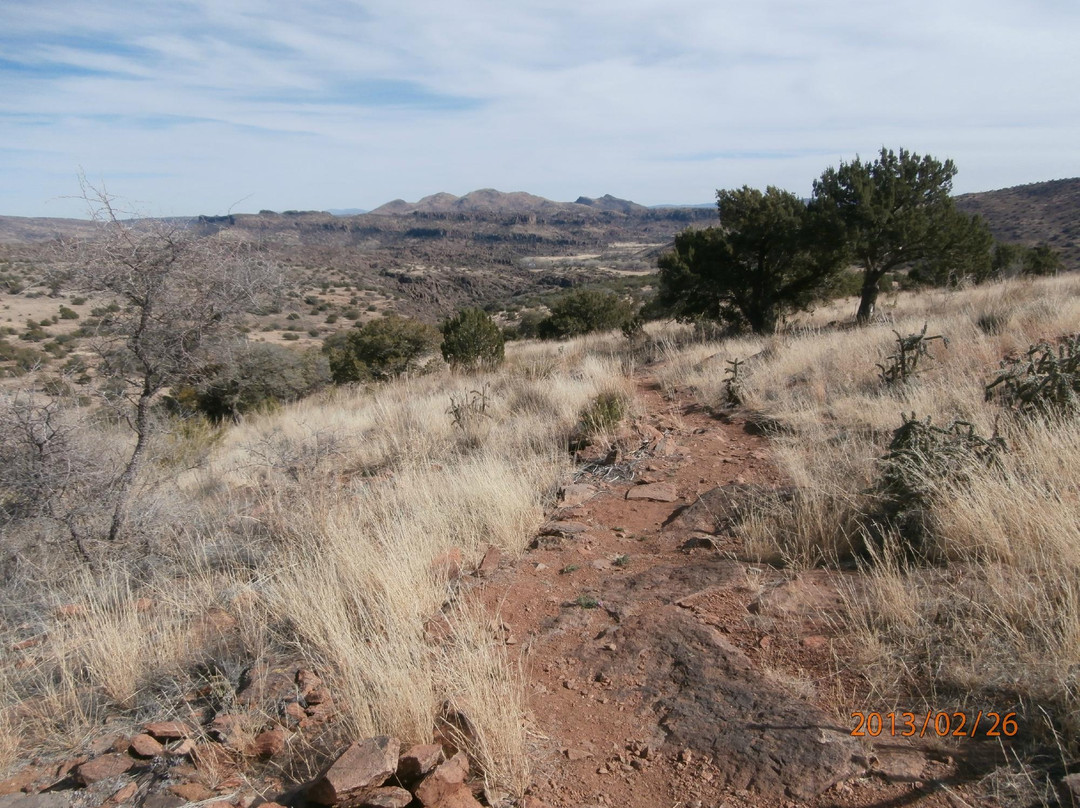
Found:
<box><xmin>475</xmin><ymin>377</ymin><xmax>968</xmax><ymax>808</ymax></box>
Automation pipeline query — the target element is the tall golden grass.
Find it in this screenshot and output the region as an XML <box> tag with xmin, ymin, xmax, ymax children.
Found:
<box><xmin>663</xmin><ymin>274</ymin><xmax>1080</xmax><ymax>752</ymax></box>
<box><xmin>0</xmin><ymin>337</ymin><xmax>635</xmax><ymax>792</ymax></box>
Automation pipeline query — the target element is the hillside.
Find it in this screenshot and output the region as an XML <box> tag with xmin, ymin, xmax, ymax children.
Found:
<box><xmin>956</xmin><ymin>177</ymin><xmax>1080</xmax><ymax>269</ymax></box>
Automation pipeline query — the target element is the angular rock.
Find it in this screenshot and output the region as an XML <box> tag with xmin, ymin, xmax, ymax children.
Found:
<box><xmin>106</xmin><ymin>782</ymin><xmax>138</xmax><ymax>806</ymax></box>
<box><xmin>0</xmin><ymin>794</ymin><xmax>73</xmax><ymax>808</ymax></box>
<box><xmin>477</xmin><ymin>545</ymin><xmax>502</xmax><ymax>576</ymax></box>
<box><xmin>169</xmin><ymin>782</ymin><xmax>215</xmax><ymax>802</ymax></box>
<box><xmin>167</xmin><ymin>739</ymin><xmax>196</xmax><ymax>757</ymax></box>
<box><xmin>87</xmin><ymin>734</ymin><xmax>128</xmax><ymax>756</ymax></box>
<box><xmin>296</xmin><ymin>668</ymin><xmax>323</xmax><ymax>697</ymax></box>
<box><xmin>396</xmin><ymin>744</ymin><xmax>444</xmax><ymax>782</ymax></box>
<box><xmin>431</xmin><ymin>548</ymin><xmax>464</xmax><ymax>580</ymax></box>
<box><xmin>251</xmin><ymin>727</ymin><xmax>288</xmax><ymax>758</ymax></box>
<box><xmin>307</xmin><ymin>736</ymin><xmax>400</xmax><ymax>806</ymax></box>
<box><xmin>539</xmin><ymin>521</ymin><xmax>589</xmax><ymax>535</ymax></box>
<box><xmin>625</xmin><ymin>482</ymin><xmax>678</xmax><ymax>502</ymax></box>
<box><xmin>560</xmin><ymin>484</ymin><xmax>596</xmax><ymax>507</ymax></box>
<box><xmin>870</xmin><ymin>746</ymin><xmax>926</xmax><ymax>781</ymax></box>
<box><xmin>670</xmin><ymin>484</ymin><xmax>794</xmax><ymax>534</ymax></box>
<box><xmin>0</xmin><ymin>767</ymin><xmax>44</xmax><ymax>796</ymax></box>
<box><xmin>416</xmin><ymin>782</ymin><xmax>482</xmax><ymax>808</ymax></box>
<box><xmin>415</xmin><ymin>752</ymin><xmax>470</xmax><ymax>806</ymax></box>
<box><xmin>75</xmin><ymin>754</ymin><xmax>133</xmax><ymax>785</ymax></box>
<box><xmin>129</xmin><ymin>733</ymin><xmax>164</xmax><ymax>758</ymax></box>
<box><xmin>360</xmin><ymin>786</ymin><xmax>413</xmax><ymax>808</ymax></box>
<box><xmin>143</xmin><ymin>721</ymin><xmax>191</xmax><ymax>740</ymax></box>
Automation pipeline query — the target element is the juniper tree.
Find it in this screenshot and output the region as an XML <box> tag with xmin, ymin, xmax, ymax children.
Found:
<box><xmin>656</xmin><ymin>186</ymin><xmax>843</xmax><ymax>334</ymax></box>
<box><xmin>811</xmin><ymin>147</ymin><xmax>992</xmax><ymax>323</ymax></box>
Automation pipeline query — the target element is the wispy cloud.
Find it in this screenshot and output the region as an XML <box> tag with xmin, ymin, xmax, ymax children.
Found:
<box><xmin>0</xmin><ymin>0</ymin><xmax>1078</xmax><ymax>216</ymax></box>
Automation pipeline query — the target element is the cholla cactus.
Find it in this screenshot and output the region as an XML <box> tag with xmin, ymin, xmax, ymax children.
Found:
<box><xmin>877</xmin><ymin>323</ymin><xmax>947</xmax><ymax>386</ymax></box>
<box><xmin>985</xmin><ymin>335</ymin><xmax>1080</xmax><ymax>417</ymax></box>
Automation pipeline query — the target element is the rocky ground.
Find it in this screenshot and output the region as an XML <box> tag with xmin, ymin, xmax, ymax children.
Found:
<box><xmin>1</xmin><ymin>378</ymin><xmax>1026</xmax><ymax>808</ymax></box>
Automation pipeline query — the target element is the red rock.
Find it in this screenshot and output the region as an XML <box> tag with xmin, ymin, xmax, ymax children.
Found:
<box><xmin>11</xmin><ymin>635</ymin><xmax>44</xmax><ymax>651</ymax></box>
<box><xmin>801</xmin><ymin>635</ymin><xmax>829</xmax><ymax>650</ymax></box>
<box><xmin>210</xmin><ymin>713</ymin><xmax>250</xmax><ymax>751</ymax></box>
<box><xmin>431</xmin><ymin>548</ymin><xmax>464</xmax><ymax>580</ymax></box>
<box><xmin>305</xmin><ymin>686</ymin><xmax>331</xmax><ymax>706</ymax></box>
<box><xmin>130</xmin><ymin>733</ymin><xmax>165</xmax><ymax>758</ymax></box>
<box><xmin>204</xmin><ymin>801</ymin><xmax>235</xmax><ymax>808</ymax></box>
<box><xmin>625</xmin><ymin>482</ymin><xmax>678</xmax><ymax>502</ymax></box>
<box><xmin>143</xmin><ymin>721</ymin><xmax>191</xmax><ymax>740</ymax></box>
<box><xmin>415</xmin><ymin>752</ymin><xmax>470</xmax><ymax>806</ymax></box>
<box><xmin>87</xmin><ymin>733</ymin><xmax>128</xmax><ymax>756</ymax></box>
<box><xmin>296</xmin><ymin>669</ymin><xmax>323</xmax><ymax>697</ymax></box>
<box><xmin>477</xmin><ymin>545</ymin><xmax>502</xmax><ymax>576</ymax></box>
<box><xmin>0</xmin><ymin>766</ymin><xmax>44</xmax><ymax>795</ymax></box>
<box><xmin>168</xmin><ymin>739</ymin><xmax>196</xmax><ymax>757</ymax></box>
<box><xmin>416</xmin><ymin>782</ymin><xmax>482</xmax><ymax>808</ymax></box>
<box><xmin>57</xmin><ymin>755</ymin><xmax>89</xmax><ymax>778</ymax></box>
<box><xmin>396</xmin><ymin>744</ymin><xmax>444</xmax><ymax>782</ymax></box>
<box><xmin>560</xmin><ymin>484</ymin><xmax>596</xmax><ymax>506</ymax></box>
<box><xmin>361</xmin><ymin>786</ymin><xmax>413</xmax><ymax>807</ymax></box>
<box><xmin>251</xmin><ymin>727</ymin><xmax>287</xmax><ymax>758</ymax></box>
<box><xmin>170</xmin><ymin>782</ymin><xmax>216</xmax><ymax>801</ymax></box>
<box><xmin>108</xmin><ymin>781</ymin><xmax>139</xmax><ymax>805</ymax></box>
<box><xmin>307</xmin><ymin>736</ymin><xmax>400</xmax><ymax>806</ymax></box>
<box><xmin>283</xmin><ymin>702</ymin><xmax>307</xmax><ymax>722</ymax></box>
<box><xmin>76</xmin><ymin>754</ymin><xmax>133</xmax><ymax>785</ymax></box>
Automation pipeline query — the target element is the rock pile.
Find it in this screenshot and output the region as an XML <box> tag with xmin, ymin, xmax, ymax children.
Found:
<box><xmin>0</xmin><ymin>662</ymin><xmax>503</xmax><ymax>808</ymax></box>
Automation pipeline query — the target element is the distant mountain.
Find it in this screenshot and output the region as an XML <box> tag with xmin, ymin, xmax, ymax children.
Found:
<box><xmin>369</xmin><ymin>189</ymin><xmax>674</xmax><ymax>217</ymax></box>
<box><xmin>574</xmin><ymin>194</ymin><xmax>649</xmax><ymax>214</ymax></box>
<box><xmin>325</xmin><ymin>208</ymin><xmax>368</xmax><ymax>216</ymax></box>
<box><xmin>370</xmin><ymin>189</ymin><xmax>566</xmax><ymax>216</ymax></box>
<box><xmin>956</xmin><ymin>177</ymin><xmax>1079</xmax><ymax>269</ymax></box>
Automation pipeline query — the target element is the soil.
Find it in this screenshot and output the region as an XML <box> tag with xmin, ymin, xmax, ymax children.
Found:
<box><xmin>468</xmin><ymin>378</ymin><xmax>1000</xmax><ymax>808</ymax></box>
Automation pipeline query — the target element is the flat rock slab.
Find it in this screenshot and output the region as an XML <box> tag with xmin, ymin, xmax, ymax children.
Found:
<box><xmin>597</xmin><ymin>609</ymin><xmax>863</xmax><ymax>799</ymax></box>
<box><xmin>625</xmin><ymin>482</ymin><xmax>678</xmax><ymax>502</ymax></box>
<box><xmin>560</xmin><ymin>484</ymin><xmax>597</xmax><ymax>506</ymax></box>
<box><xmin>558</xmin><ymin>562</ymin><xmax>864</xmax><ymax>801</ymax></box>
<box><xmin>667</xmin><ymin>484</ymin><xmax>794</xmax><ymax>534</ymax></box>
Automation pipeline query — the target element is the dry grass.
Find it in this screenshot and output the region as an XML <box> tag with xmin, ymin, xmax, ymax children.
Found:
<box><xmin>0</xmin><ymin>336</ymin><xmax>635</xmax><ymax>789</ymax></box>
<box><xmin>662</xmin><ymin>274</ymin><xmax>1080</xmax><ymax>759</ymax></box>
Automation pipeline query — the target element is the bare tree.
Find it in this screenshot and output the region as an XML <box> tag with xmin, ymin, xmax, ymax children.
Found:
<box><xmin>0</xmin><ymin>389</ymin><xmax>113</xmax><ymax>566</ymax></box>
<box><xmin>67</xmin><ymin>182</ymin><xmax>282</xmax><ymax>543</ymax></box>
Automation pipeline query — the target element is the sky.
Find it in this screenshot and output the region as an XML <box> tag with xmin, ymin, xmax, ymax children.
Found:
<box><xmin>1</xmin><ymin>0</ymin><xmax>1077</xmax><ymax>218</ymax></box>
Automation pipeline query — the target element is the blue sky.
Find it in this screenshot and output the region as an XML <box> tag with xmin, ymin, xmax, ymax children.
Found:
<box><xmin>1</xmin><ymin>0</ymin><xmax>1077</xmax><ymax>218</ymax></box>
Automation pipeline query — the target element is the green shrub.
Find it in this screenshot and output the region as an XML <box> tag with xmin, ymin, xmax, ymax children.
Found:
<box><xmin>537</xmin><ymin>289</ymin><xmax>635</xmax><ymax>340</ymax></box>
<box><xmin>58</xmin><ymin>306</ymin><xmax>79</xmax><ymax>320</ymax></box>
<box><xmin>170</xmin><ymin>343</ymin><xmax>330</xmax><ymax>422</ymax></box>
<box><xmin>440</xmin><ymin>308</ymin><xmax>505</xmax><ymax>369</ymax></box>
<box><xmin>322</xmin><ymin>314</ymin><xmax>438</xmax><ymax>383</ymax></box>
<box><xmin>580</xmin><ymin>389</ymin><xmax>628</xmax><ymax>435</ymax></box>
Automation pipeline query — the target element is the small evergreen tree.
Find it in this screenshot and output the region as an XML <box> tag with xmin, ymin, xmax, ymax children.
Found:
<box><xmin>323</xmin><ymin>314</ymin><xmax>438</xmax><ymax>383</ymax></box>
<box><xmin>440</xmin><ymin>308</ymin><xmax>505</xmax><ymax>369</ymax></box>
<box><xmin>537</xmin><ymin>289</ymin><xmax>635</xmax><ymax>339</ymax></box>
<box><xmin>656</xmin><ymin>186</ymin><xmax>843</xmax><ymax>334</ymax></box>
<box><xmin>812</xmin><ymin>147</ymin><xmax>992</xmax><ymax>322</ymax></box>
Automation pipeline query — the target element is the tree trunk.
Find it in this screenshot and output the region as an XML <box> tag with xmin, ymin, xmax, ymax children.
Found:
<box><xmin>107</xmin><ymin>386</ymin><xmax>152</xmax><ymax>542</ymax></box>
<box><xmin>856</xmin><ymin>271</ymin><xmax>882</xmax><ymax>325</ymax></box>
